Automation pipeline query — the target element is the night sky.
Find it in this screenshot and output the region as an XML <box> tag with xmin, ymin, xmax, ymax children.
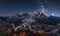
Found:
<box><xmin>0</xmin><ymin>0</ymin><xmax>60</xmax><ymax>16</ymax></box>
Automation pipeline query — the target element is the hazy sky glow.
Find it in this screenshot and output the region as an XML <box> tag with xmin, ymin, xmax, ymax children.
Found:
<box><xmin>0</xmin><ymin>0</ymin><xmax>60</xmax><ymax>16</ymax></box>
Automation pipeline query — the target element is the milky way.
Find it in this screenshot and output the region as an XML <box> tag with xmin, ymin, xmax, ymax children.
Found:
<box><xmin>0</xmin><ymin>0</ymin><xmax>60</xmax><ymax>16</ymax></box>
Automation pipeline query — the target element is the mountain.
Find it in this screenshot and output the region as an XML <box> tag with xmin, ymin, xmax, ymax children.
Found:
<box><xmin>36</xmin><ymin>15</ymin><xmax>60</xmax><ymax>25</ymax></box>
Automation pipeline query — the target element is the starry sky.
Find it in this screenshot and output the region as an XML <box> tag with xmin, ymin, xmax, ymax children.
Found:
<box><xmin>0</xmin><ymin>0</ymin><xmax>60</xmax><ymax>16</ymax></box>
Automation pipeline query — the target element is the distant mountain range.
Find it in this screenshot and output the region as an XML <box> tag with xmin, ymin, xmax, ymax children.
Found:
<box><xmin>36</xmin><ymin>15</ymin><xmax>60</xmax><ymax>25</ymax></box>
<box><xmin>0</xmin><ymin>14</ymin><xmax>60</xmax><ymax>25</ymax></box>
